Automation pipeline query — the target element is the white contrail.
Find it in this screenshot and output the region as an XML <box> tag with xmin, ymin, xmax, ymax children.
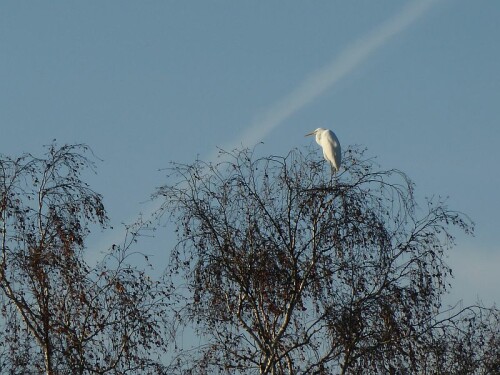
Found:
<box><xmin>224</xmin><ymin>0</ymin><xmax>437</xmax><ymax>152</ymax></box>
<box><xmin>90</xmin><ymin>0</ymin><xmax>438</xmax><ymax>258</ymax></box>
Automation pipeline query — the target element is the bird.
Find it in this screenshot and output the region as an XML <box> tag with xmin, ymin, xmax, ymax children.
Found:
<box><xmin>305</xmin><ymin>128</ymin><xmax>341</xmax><ymax>173</ymax></box>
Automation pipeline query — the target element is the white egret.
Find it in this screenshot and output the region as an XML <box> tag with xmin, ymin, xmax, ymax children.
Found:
<box><xmin>305</xmin><ymin>128</ymin><xmax>341</xmax><ymax>173</ymax></box>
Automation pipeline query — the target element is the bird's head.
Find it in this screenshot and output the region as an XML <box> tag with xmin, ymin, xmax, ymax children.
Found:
<box><xmin>305</xmin><ymin>128</ymin><xmax>326</xmax><ymax>142</ymax></box>
<box><xmin>305</xmin><ymin>128</ymin><xmax>325</xmax><ymax>137</ymax></box>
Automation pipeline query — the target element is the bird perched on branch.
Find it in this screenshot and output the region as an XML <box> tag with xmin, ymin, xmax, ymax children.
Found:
<box><xmin>305</xmin><ymin>128</ymin><xmax>341</xmax><ymax>173</ymax></box>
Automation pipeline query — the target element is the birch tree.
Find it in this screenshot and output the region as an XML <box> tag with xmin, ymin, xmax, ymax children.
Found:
<box><xmin>157</xmin><ymin>146</ymin><xmax>497</xmax><ymax>374</ymax></box>
<box><xmin>0</xmin><ymin>143</ymin><xmax>172</xmax><ymax>374</ymax></box>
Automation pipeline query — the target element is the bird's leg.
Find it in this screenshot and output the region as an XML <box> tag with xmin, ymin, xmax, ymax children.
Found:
<box><xmin>327</xmin><ymin>166</ymin><xmax>333</xmax><ymax>187</ymax></box>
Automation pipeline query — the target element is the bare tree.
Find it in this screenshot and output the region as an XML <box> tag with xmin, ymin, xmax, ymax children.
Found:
<box><xmin>156</xmin><ymin>146</ymin><xmax>497</xmax><ymax>374</ymax></box>
<box><xmin>0</xmin><ymin>144</ymin><xmax>173</xmax><ymax>374</ymax></box>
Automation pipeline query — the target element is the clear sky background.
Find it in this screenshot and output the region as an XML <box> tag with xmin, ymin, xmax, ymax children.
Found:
<box><xmin>1</xmin><ymin>0</ymin><xmax>499</xmax><ymax>307</ymax></box>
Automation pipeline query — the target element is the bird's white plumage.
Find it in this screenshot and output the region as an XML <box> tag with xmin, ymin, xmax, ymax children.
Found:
<box><xmin>305</xmin><ymin>128</ymin><xmax>341</xmax><ymax>173</ymax></box>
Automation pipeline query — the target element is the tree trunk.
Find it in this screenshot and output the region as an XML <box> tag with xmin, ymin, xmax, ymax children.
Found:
<box><xmin>44</xmin><ymin>344</ymin><xmax>53</xmax><ymax>375</ymax></box>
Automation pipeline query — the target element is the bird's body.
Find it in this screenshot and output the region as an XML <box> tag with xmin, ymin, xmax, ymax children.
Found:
<box><xmin>305</xmin><ymin>128</ymin><xmax>341</xmax><ymax>173</ymax></box>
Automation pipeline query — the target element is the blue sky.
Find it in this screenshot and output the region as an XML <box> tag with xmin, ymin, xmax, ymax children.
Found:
<box><xmin>1</xmin><ymin>0</ymin><xmax>499</xmax><ymax>306</ymax></box>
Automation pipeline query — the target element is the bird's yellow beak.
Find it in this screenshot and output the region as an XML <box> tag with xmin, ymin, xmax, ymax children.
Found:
<box><xmin>305</xmin><ymin>131</ymin><xmax>315</xmax><ymax>137</ymax></box>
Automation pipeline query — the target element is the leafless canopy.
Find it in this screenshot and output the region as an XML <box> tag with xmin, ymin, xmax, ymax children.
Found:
<box><xmin>0</xmin><ymin>143</ymin><xmax>172</xmax><ymax>374</ymax></box>
<box><xmin>157</xmin><ymin>146</ymin><xmax>497</xmax><ymax>374</ymax></box>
